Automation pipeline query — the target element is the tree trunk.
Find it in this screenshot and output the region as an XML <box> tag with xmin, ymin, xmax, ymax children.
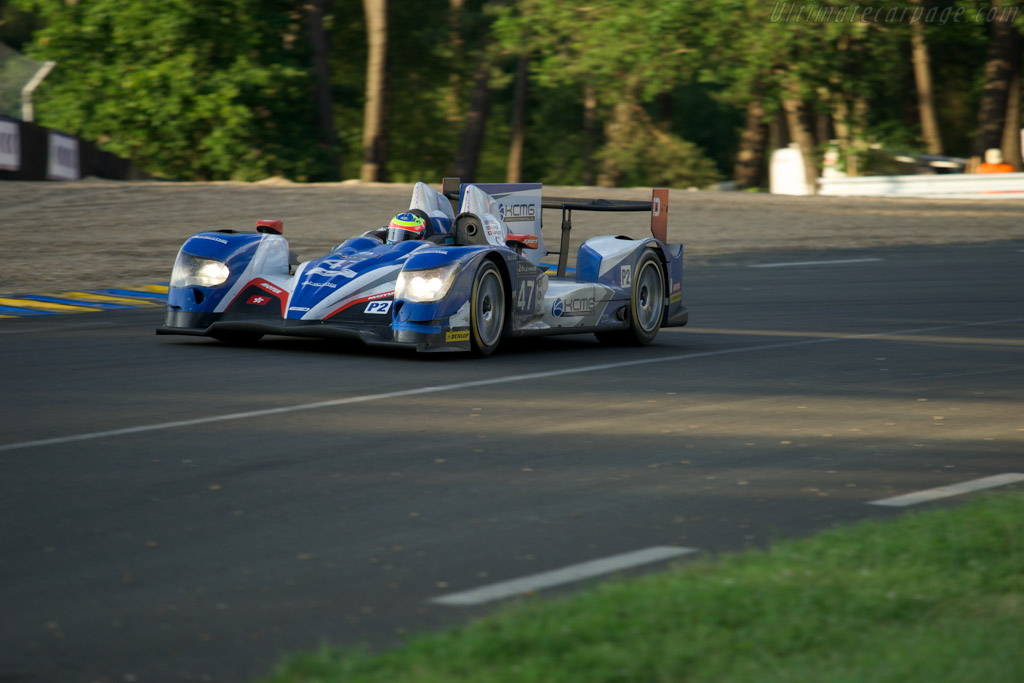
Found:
<box><xmin>506</xmin><ymin>55</ymin><xmax>528</xmax><ymax>183</ymax></box>
<box><xmin>454</xmin><ymin>60</ymin><xmax>492</xmax><ymax>182</ymax></box>
<box><xmin>910</xmin><ymin>1</ymin><xmax>943</xmax><ymax>154</ymax></box>
<box><xmin>781</xmin><ymin>86</ymin><xmax>818</xmax><ymax>194</ymax></box>
<box><xmin>582</xmin><ymin>85</ymin><xmax>597</xmax><ymax>186</ymax></box>
<box><xmin>598</xmin><ymin>94</ymin><xmax>636</xmax><ymax>187</ymax></box>
<box><xmin>815</xmin><ymin>111</ymin><xmax>834</xmax><ymax>149</ymax></box>
<box><xmin>656</xmin><ymin>92</ymin><xmax>673</xmax><ymax>130</ymax></box>
<box><xmin>445</xmin><ymin>0</ymin><xmax>465</xmax><ymax>124</ymax></box>
<box><xmin>1000</xmin><ymin>27</ymin><xmax>1022</xmax><ymax>170</ymax></box>
<box><xmin>971</xmin><ymin>1</ymin><xmax>1018</xmax><ymax>161</ymax></box>
<box><xmin>733</xmin><ymin>93</ymin><xmax>768</xmax><ymax>189</ymax></box>
<box><xmin>306</xmin><ymin>0</ymin><xmax>340</xmax><ymax>179</ymax></box>
<box><xmin>769</xmin><ymin>110</ymin><xmax>789</xmax><ymax>150</ymax></box>
<box><xmin>831</xmin><ymin>94</ymin><xmax>856</xmax><ymax>177</ymax></box>
<box><xmin>360</xmin><ymin>0</ymin><xmax>388</xmax><ymax>182</ymax></box>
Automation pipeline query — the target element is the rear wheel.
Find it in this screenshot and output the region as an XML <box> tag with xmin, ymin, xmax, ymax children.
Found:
<box><xmin>470</xmin><ymin>261</ymin><xmax>505</xmax><ymax>356</ymax></box>
<box><xmin>596</xmin><ymin>250</ymin><xmax>664</xmax><ymax>346</ymax></box>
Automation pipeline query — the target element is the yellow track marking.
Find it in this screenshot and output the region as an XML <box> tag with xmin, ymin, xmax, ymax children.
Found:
<box><xmin>0</xmin><ymin>297</ymin><xmax>102</xmax><ymax>313</ymax></box>
<box><xmin>57</xmin><ymin>291</ymin><xmax>161</xmax><ymax>306</ymax></box>
<box><xmin>138</xmin><ymin>284</ymin><xmax>170</xmax><ymax>294</ymax></box>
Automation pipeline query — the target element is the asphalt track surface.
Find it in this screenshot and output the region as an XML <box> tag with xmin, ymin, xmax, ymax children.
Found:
<box><xmin>2</xmin><ymin>241</ymin><xmax>1023</xmax><ymax>682</ymax></box>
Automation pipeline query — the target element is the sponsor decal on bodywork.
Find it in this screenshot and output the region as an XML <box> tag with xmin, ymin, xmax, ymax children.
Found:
<box><xmin>192</xmin><ymin>234</ymin><xmax>229</xmax><ymax>245</ymax></box>
<box><xmin>303</xmin><ymin>259</ymin><xmax>358</xmax><ymax>279</ymax></box>
<box><xmin>552</xmin><ymin>297</ymin><xmax>596</xmax><ymax>317</ymax></box>
<box><xmin>446</xmin><ymin>330</ymin><xmax>470</xmax><ymax>342</ymax></box>
<box><xmin>365</xmin><ymin>300</ymin><xmax>392</xmax><ymax>314</ymax></box>
<box><xmin>258</xmin><ymin>281</ymin><xmax>285</xmax><ymax>295</ymax></box>
<box><xmin>498</xmin><ymin>202</ymin><xmax>537</xmax><ymax>223</ymax></box>
<box><xmin>484</xmin><ymin>216</ymin><xmax>503</xmax><ymax>238</ymax></box>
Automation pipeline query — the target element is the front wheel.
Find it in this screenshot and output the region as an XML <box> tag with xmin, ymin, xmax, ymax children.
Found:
<box><xmin>596</xmin><ymin>250</ymin><xmax>664</xmax><ymax>346</ymax></box>
<box><xmin>470</xmin><ymin>261</ymin><xmax>505</xmax><ymax>356</ymax></box>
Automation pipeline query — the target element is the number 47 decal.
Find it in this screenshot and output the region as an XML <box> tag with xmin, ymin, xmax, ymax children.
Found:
<box><xmin>517</xmin><ymin>279</ymin><xmax>536</xmax><ymax>311</ymax></box>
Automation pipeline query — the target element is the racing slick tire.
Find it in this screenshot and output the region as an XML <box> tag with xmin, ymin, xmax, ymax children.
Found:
<box><xmin>596</xmin><ymin>249</ymin><xmax>664</xmax><ymax>346</ymax></box>
<box><xmin>210</xmin><ymin>330</ymin><xmax>264</xmax><ymax>345</ymax></box>
<box><xmin>470</xmin><ymin>260</ymin><xmax>505</xmax><ymax>356</ymax></box>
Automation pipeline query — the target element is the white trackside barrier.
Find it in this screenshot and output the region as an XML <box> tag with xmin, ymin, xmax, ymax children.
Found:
<box><xmin>817</xmin><ymin>172</ymin><xmax>1024</xmax><ymax>199</ymax></box>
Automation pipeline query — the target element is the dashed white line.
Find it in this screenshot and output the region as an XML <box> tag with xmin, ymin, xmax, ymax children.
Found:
<box><xmin>749</xmin><ymin>258</ymin><xmax>883</xmax><ymax>268</ymax></box>
<box><xmin>1</xmin><ymin>316</ymin><xmax>1022</xmax><ymax>453</ymax></box>
<box><xmin>868</xmin><ymin>473</ymin><xmax>1024</xmax><ymax>507</ymax></box>
<box><xmin>431</xmin><ymin>546</ymin><xmax>699</xmax><ymax>606</ymax></box>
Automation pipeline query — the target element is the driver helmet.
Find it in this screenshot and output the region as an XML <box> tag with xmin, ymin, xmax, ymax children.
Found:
<box><xmin>386</xmin><ymin>212</ymin><xmax>427</xmax><ymax>244</ymax></box>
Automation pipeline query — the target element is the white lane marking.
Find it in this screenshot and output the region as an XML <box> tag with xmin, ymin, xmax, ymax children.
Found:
<box><xmin>1</xmin><ymin>316</ymin><xmax>1023</xmax><ymax>453</ymax></box>
<box><xmin>868</xmin><ymin>473</ymin><xmax>1024</xmax><ymax>507</ymax></box>
<box><xmin>431</xmin><ymin>546</ymin><xmax>698</xmax><ymax>606</ymax></box>
<box><xmin>749</xmin><ymin>258</ymin><xmax>883</xmax><ymax>268</ymax></box>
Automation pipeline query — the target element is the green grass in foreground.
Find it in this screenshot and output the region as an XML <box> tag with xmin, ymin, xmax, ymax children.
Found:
<box><xmin>264</xmin><ymin>494</ymin><xmax>1024</xmax><ymax>683</ymax></box>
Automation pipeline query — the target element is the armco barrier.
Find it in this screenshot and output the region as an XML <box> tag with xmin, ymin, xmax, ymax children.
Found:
<box><xmin>0</xmin><ymin>116</ymin><xmax>147</xmax><ymax>181</ymax></box>
<box><xmin>818</xmin><ymin>172</ymin><xmax>1024</xmax><ymax>198</ymax></box>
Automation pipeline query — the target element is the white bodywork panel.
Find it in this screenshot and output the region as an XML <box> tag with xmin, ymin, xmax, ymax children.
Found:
<box><xmin>212</xmin><ymin>234</ymin><xmax>290</xmax><ymax>313</ymax></box>
<box><xmin>409</xmin><ymin>182</ymin><xmax>456</xmax><ymax>225</ymax></box>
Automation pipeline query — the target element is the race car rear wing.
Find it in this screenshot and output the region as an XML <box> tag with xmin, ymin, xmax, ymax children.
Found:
<box><xmin>442</xmin><ymin>179</ymin><xmax>669</xmax><ymax>278</ymax></box>
<box><xmin>542</xmin><ymin>189</ymin><xmax>669</xmax><ymax>277</ymax></box>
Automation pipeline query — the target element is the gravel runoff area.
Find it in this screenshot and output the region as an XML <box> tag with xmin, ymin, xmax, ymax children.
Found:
<box><xmin>2</xmin><ymin>177</ymin><xmax>1023</xmax><ymax>293</ymax></box>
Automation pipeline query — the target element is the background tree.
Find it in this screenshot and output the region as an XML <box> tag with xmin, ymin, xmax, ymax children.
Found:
<box><xmin>1000</xmin><ymin>27</ymin><xmax>1022</xmax><ymax>169</ymax></box>
<box><xmin>9</xmin><ymin>0</ymin><xmax>1022</xmax><ymax>186</ymax></box>
<box><xmin>360</xmin><ymin>0</ymin><xmax>388</xmax><ymax>181</ymax></box>
<box><xmin>911</xmin><ymin>0</ymin><xmax>943</xmax><ymax>154</ymax></box>
<box><xmin>16</xmin><ymin>0</ymin><xmax>333</xmax><ymax>181</ymax></box>
<box><xmin>307</xmin><ymin>0</ymin><xmax>341</xmax><ymax>178</ymax></box>
<box><xmin>505</xmin><ymin>54</ymin><xmax>528</xmax><ymax>182</ymax></box>
<box><xmin>970</xmin><ymin>0</ymin><xmax>1021</xmax><ymax>164</ymax></box>
<box><xmin>494</xmin><ymin>0</ymin><xmax>721</xmax><ymax>188</ymax></box>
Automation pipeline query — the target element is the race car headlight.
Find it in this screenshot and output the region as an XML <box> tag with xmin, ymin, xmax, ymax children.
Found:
<box><xmin>395</xmin><ymin>262</ymin><xmax>461</xmax><ymax>303</ymax></box>
<box><xmin>171</xmin><ymin>251</ymin><xmax>231</xmax><ymax>288</ymax></box>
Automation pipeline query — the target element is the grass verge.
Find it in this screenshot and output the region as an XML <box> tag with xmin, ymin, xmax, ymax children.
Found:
<box><xmin>263</xmin><ymin>493</ymin><xmax>1024</xmax><ymax>683</ymax></box>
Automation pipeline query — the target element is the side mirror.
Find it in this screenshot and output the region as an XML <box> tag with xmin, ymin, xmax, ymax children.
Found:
<box><xmin>257</xmin><ymin>219</ymin><xmax>284</xmax><ymax>235</ymax></box>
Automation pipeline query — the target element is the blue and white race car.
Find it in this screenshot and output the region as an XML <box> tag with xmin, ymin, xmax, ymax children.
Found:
<box><xmin>157</xmin><ymin>178</ymin><xmax>687</xmax><ymax>355</ymax></box>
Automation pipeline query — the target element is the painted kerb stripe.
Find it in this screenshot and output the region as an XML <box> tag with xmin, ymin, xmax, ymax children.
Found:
<box><xmin>868</xmin><ymin>473</ymin><xmax>1024</xmax><ymax>507</ymax></box>
<box><xmin>432</xmin><ymin>546</ymin><xmax>699</xmax><ymax>606</ymax></box>
<box><xmin>0</xmin><ymin>284</ymin><xmax>170</xmax><ymax>317</ymax></box>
